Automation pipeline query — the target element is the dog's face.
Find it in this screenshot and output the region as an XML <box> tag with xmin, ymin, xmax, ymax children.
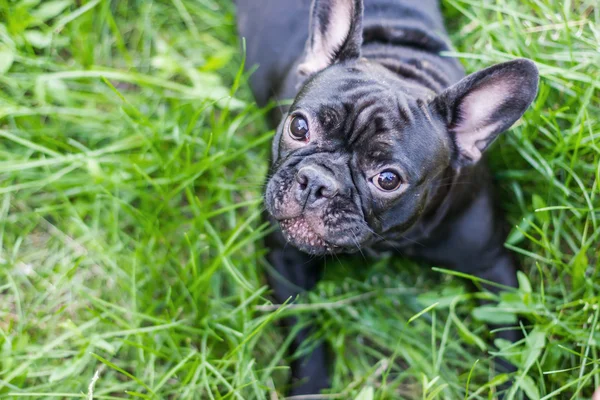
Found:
<box><xmin>264</xmin><ymin>0</ymin><xmax>539</xmax><ymax>255</ymax></box>
<box><xmin>265</xmin><ymin>62</ymin><xmax>452</xmax><ymax>254</ymax></box>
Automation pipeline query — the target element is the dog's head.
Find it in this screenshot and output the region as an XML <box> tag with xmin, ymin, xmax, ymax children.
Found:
<box><xmin>264</xmin><ymin>0</ymin><xmax>539</xmax><ymax>255</ymax></box>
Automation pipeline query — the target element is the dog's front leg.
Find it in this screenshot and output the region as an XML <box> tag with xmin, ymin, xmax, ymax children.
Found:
<box><xmin>412</xmin><ymin>189</ymin><xmax>523</xmax><ymax>371</ymax></box>
<box><xmin>450</xmin><ymin>191</ymin><xmax>524</xmax><ymax>350</ymax></box>
<box><xmin>265</xmin><ymin>230</ymin><xmax>329</xmax><ymax>397</ymax></box>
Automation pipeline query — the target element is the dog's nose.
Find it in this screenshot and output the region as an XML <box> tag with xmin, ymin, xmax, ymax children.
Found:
<box><xmin>296</xmin><ymin>166</ymin><xmax>338</xmax><ymax>207</ymax></box>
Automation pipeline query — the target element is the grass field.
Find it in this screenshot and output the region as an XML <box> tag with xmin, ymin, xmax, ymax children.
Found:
<box><xmin>0</xmin><ymin>0</ymin><xmax>599</xmax><ymax>399</ymax></box>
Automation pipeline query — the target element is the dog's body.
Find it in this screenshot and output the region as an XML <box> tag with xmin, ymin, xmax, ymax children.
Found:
<box><xmin>237</xmin><ymin>0</ymin><xmax>538</xmax><ymax>396</ymax></box>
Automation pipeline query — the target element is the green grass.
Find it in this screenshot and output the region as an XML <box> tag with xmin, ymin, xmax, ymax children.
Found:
<box><xmin>0</xmin><ymin>0</ymin><xmax>598</xmax><ymax>399</ymax></box>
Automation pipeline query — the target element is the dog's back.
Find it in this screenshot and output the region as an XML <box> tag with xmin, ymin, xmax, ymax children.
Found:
<box><xmin>236</xmin><ymin>0</ymin><xmax>462</xmax><ymax>108</ymax></box>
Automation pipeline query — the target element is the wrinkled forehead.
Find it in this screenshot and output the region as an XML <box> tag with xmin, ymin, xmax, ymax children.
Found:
<box><xmin>295</xmin><ymin>60</ymin><xmax>434</xmax><ymax>102</ymax></box>
<box><xmin>292</xmin><ymin>67</ymin><xmax>400</xmax><ymax>137</ymax></box>
<box><xmin>295</xmin><ymin>62</ymin><xmax>386</xmax><ymax>105</ymax></box>
<box><xmin>293</xmin><ymin>65</ymin><xmax>424</xmax><ymax>136</ymax></box>
<box><xmin>285</xmin><ymin>62</ymin><xmax>450</xmax><ymax>173</ymax></box>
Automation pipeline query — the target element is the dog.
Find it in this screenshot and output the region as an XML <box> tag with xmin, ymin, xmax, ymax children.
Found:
<box><xmin>236</xmin><ymin>0</ymin><xmax>539</xmax><ymax>396</ymax></box>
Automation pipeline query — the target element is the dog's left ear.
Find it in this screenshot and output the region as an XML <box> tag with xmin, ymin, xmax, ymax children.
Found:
<box><xmin>298</xmin><ymin>0</ymin><xmax>364</xmax><ymax>77</ymax></box>
<box><xmin>431</xmin><ymin>58</ymin><xmax>539</xmax><ymax>164</ymax></box>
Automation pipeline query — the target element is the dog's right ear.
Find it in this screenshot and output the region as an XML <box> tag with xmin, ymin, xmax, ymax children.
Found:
<box><xmin>430</xmin><ymin>59</ymin><xmax>539</xmax><ymax>165</ymax></box>
<box><xmin>298</xmin><ymin>0</ymin><xmax>364</xmax><ymax>77</ymax></box>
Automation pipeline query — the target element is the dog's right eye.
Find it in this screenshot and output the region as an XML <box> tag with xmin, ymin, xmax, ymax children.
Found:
<box><xmin>289</xmin><ymin>115</ymin><xmax>309</xmax><ymax>141</ymax></box>
<box><xmin>373</xmin><ymin>170</ymin><xmax>402</xmax><ymax>192</ymax></box>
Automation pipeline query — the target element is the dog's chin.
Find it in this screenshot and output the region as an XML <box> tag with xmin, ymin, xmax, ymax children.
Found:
<box><xmin>278</xmin><ymin>216</ymin><xmax>339</xmax><ymax>255</ymax></box>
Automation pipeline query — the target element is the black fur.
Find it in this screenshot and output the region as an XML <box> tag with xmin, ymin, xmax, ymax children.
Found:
<box><xmin>236</xmin><ymin>0</ymin><xmax>538</xmax><ymax>396</ymax></box>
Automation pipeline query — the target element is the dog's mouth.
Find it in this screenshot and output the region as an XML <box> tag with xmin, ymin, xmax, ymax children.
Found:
<box><xmin>278</xmin><ymin>216</ymin><xmax>335</xmax><ymax>254</ymax></box>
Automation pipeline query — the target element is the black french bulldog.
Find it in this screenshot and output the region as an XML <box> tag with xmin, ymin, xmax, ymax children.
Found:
<box><xmin>236</xmin><ymin>0</ymin><xmax>539</xmax><ymax>396</ymax></box>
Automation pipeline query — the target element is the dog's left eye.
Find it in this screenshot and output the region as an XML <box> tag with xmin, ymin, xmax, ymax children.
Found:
<box><xmin>373</xmin><ymin>170</ymin><xmax>402</xmax><ymax>191</ymax></box>
<box><xmin>289</xmin><ymin>115</ymin><xmax>309</xmax><ymax>141</ymax></box>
